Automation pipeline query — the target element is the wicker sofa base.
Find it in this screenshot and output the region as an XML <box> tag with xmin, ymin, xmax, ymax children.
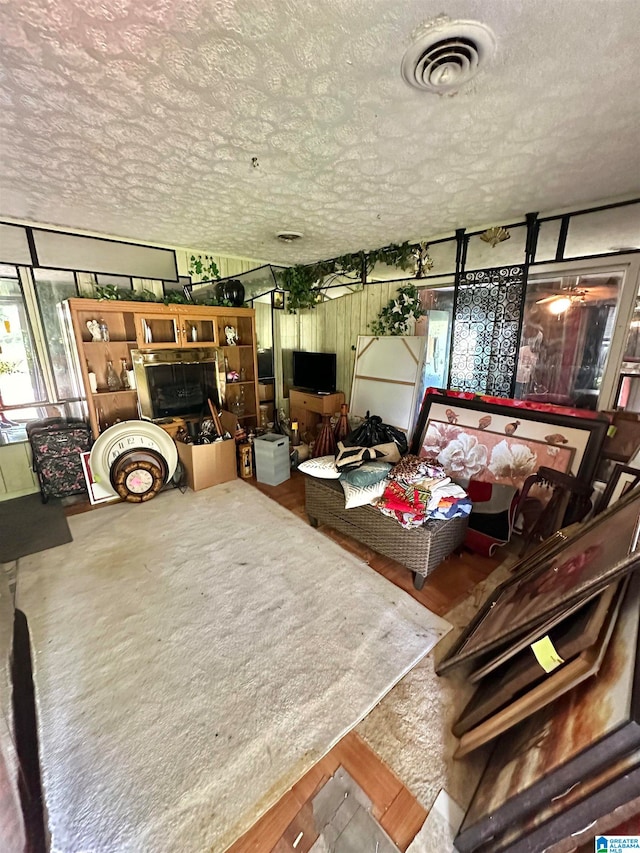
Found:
<box><xmin>304</xmin><ymin>476</ymin><xmax>468</xmax><ymax>590</ymax></box>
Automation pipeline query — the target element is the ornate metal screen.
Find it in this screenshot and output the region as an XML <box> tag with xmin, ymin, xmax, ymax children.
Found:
<box><xmin>449</xmin><ymin>265</ymin><xmax>526</xmax><ymax>396</ymax></box>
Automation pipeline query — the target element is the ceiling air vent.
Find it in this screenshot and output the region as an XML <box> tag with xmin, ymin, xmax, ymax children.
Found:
<box><xmin>276</xmin><ymin>231</ymin><xmax>303</xmax><ymax>243</ymax></box>
<box><xmin>401</xmin><ymin>18</ymin><xmax>496</xmax><ymax>95</ymax></box>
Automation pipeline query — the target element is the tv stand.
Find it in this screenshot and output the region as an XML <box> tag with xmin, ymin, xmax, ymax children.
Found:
<box><xmin>289</xmin><ymin>389</ymin><xmax>345</xmax><ymax>440</ymax></box>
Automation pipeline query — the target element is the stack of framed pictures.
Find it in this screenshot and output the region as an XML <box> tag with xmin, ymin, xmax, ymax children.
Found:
<box><xmin>436</xmin><ymin>487</ymin><xmax>640</xmax><ymax>852</ymax></box>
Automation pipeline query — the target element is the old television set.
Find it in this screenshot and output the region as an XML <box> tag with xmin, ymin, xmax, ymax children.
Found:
<box><xmin>292</xmin><ymin>350</ymin><xmax>337</xmax><ymax>393</ymax></box>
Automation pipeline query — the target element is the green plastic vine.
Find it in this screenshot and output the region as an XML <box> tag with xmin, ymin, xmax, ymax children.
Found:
<box><xmin>277</xmin><ymin>241</ymin><xmax>422</xmax><ymax>313</ymax></box>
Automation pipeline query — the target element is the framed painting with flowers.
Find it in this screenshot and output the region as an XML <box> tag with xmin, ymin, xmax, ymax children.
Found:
<box><xmin>423</xmin><ymin>419</ymin><xmax>576</xmax><ymax>489</ymax></box>
<box><xmin>410</xmin><ymin>392</ymin><xmax>609</xmax><ymax>486</ymax></box>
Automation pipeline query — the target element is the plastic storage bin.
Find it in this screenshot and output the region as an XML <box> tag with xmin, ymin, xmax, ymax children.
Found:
<box><xmin>254</xmin><ymin>433</ymin><xmax>290</xmax><ymax>486</ymax></box>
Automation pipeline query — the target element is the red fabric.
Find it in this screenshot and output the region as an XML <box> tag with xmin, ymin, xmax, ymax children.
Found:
<box><xmin>467</xmin><ymin>480</ymin><xmax>493</xmax><ymax>502</ymax></box>
<box><xmin>423</xmin><ymin>387</ymin><xmax>606</xmax><ymax>422</ymax></box>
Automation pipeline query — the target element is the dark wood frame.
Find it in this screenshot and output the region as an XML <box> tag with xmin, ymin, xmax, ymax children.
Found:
<box><xmin>411</xmin><ymin>392</ymin><xmax>609</xmax><ymax>486</ymax></box>
<box><xmin>454</xmin><ymin>573</ymin><xmax>640</xmax><ymax>853</ymax></box>
<box><xmin>597</xmin><ymin>464</ymin><xmax>640</xmax><ymax>513</ymax></box>
<box><xmin>436</xmin><ymin>487</ymin><xmax>640</xmax><ymax>676</ymax></box>
<box><xmin>454</xmin><ymin>582</ymin><xmax>621</xmax><ymax>734</ymax></box>
<box><xmin>481</xmin><ymin>760</ymin><xmax>640</xmax><ymax>853</ymax></box>
<box><xmin>453</xmin><ymin>580</ymin><xmax>626</xmax><ymax>756</ymax></box>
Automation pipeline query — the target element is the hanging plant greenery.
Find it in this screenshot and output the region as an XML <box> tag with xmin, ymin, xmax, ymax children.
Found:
<box><xmin>277</xmin><ymin>241</ymin><xmax>422</xmax><ymax>313</ymax></box>
<box><xmin>276</xmin><ymin>265</ymin><xmax>325</xmax><ymax>312</ymax></box>
<box><xmin>370</xmin><ymin>283</ymin><xmax>425</xmax><ymax>336</ymax></box>
<box><xmin>93</xmin><ymin>284</ymin><xmax>123</xmax><ymax>300</ymax></box>
<box><xmin>189</xmin><ymin>254</ymin><xmax>220</xmax><ymax>282</ymax></box>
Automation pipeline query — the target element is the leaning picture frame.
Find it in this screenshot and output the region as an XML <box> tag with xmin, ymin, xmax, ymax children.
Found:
<box><xmin>597</xmin><ymin>464</ymin><xmax>640</xmax><ymax>513</ymax></box>
<box><xmin>452</xmin><ymin>579</ymin><xmax>626</xmax><ymax>757</ymax></box>
<box><xmin>454</xmin><ymin>572</ymin><xmax>640</xmax><ymax>853</ymax></box>
<box><xmin>424</xmin><ymin>418</ymin><xmax>576</xmax><ymax>490</ymax></box>
<box><xmin>436</xmin><ymin>487</ymin><xmax>640</xmax><ymax>676</ymax></box>
<box><xmin>411</xmin><ymin>391</ymin><xmax>609</xmax><ymax>484</ymax></box>
<box><xmin>475</xmin><ymin>748</ymin><xmax>640</xmax><ymax>853</ymax></box>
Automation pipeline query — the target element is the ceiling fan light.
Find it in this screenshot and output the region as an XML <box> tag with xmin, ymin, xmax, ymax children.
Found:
<box><xmin>548</xmin><ymin>296</ymin><xmax>572</xmax><ymax>315</ymax></box>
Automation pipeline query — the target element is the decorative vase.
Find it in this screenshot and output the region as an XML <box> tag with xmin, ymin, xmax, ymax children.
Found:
<box><xmin>334</xmin><ymin>403</ymin><xmax>350</xmax><ymax>443</ymax></box>
<box><xmin>215</xmin><ymin>281</ymin><xmax>227</xmax><ymax>303</ymax></box>
<box><xmin>313</xmin><ymin>414</ymin><xmax>337</xmax><ymax>458</ymax></box>
<box><xmin>225</xmin><ymin>279</ymin><xmax>245</xmax><ymax>307</ymax></box>
<box><xmin>216</xmin><ymin>279</ymin><xmax>245</xmax><ymax>307</ymax></box>
<box><xmin>106</xmin><ymin>359</ymin><xmax>122</xmax><ymax>391</ymax></box>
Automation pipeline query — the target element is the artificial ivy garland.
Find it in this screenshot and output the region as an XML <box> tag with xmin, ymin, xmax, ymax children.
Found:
<box><xmin>370</xmin><ymin>283</ymin><xmax>425</xmax><ymax>336</ymax></box>
<box><xmin>277</xmin><ymin>241</ymin><xmax>420</xmax><ymax>312</ymax></box>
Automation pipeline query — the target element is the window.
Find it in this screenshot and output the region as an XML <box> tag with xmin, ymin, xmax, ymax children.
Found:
<box><xmin>32</xmin><ymin>268</ymin><xmax>79</xmax><ymax>400</ymax></box>
<box><xmin>514</xmin><ymin>272</ymin><xmax>623</xmax><ymax>409</ymax></box>
<box><xmin>0</xmin><ymin>265</ymin><xmax>47</xmax><ymax>410</ymax></box>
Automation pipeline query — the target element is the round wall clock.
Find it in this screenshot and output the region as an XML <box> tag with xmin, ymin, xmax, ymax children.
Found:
<box><xmin>89</xmin><ymin>421</ymin><xmax>178</xmax><ymax>502</ymax></box>
<box><xmin>110</xmin><ymin>449</ymin><xmax>168</xmax><ymax>502</ymax></box>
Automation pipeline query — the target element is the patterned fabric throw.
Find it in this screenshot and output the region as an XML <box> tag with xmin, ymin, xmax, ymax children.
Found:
<box><xmin>378</xmin><ymin>456</ymin><xmax>472</xmax><ymax>529</ymax></box>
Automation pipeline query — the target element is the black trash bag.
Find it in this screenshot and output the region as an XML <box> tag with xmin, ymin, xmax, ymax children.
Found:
<box><xmin>344</xmin><ymin>412</ymin><xmax>408</xmax><ymax>456</ymax></box>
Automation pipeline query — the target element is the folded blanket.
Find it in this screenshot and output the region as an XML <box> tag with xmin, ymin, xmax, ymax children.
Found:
<box><xmin>377</xmin><ymin>474</ymin><xmax>471</xmax><ymax>529</ymax></box>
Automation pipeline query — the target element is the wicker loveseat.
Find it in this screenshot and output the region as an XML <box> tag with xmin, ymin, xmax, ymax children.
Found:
<box><xmin>304</xmin><ymin>475</ymin><xmax>468</xmax><ymax>589</ymax></box>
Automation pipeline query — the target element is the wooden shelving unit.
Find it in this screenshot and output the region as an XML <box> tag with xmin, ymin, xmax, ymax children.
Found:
<box><xmin>62</xmin><ymin>299</ymin><xmax>260</xmax><ymax>438</ymax></box>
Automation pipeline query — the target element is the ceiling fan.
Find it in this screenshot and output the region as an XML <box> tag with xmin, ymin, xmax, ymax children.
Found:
<box><xmin>536</xmin><ymin>288</ymin><xmax>588</xmax><ymax>314</ymax></box>
<box><xmin>534</xmin><ymin>283</ymin><xmax>603</xmax><ymax>315</ymax></box>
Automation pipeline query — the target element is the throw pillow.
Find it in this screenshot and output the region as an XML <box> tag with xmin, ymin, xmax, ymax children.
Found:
<box><xmin>340</xmin><ymin>476</ymin><xmax>389</xmax><ymax>509</ymax></box>
<box><xmin>335</xmin><ymin>442</ymin><xmax>400</xmax><ymax>471</ymax></box>
<box><xmin>298</xmin><ymin>455</ymin><xmax>341</xmax><ymax>479</ymax></box>
<box><xmin>372</xmin><ymin>442</ymin><xmax>401</xmax><ymax>464</ymax></box>
<box><xmin>340</xmin><ymin>461</ymin><xmax>393</xmax><ymax>488</ymax></box>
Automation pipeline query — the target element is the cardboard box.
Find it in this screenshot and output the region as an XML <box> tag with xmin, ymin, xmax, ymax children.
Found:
<box><xmin>176</xmin><ymin>437</ymin><xmax>237</xmax><ymax>491</ymax></box>
<box><xmin>259</xmin><ymin>381</ymin><xmax>274</xmax><ymax>402</ymax></box>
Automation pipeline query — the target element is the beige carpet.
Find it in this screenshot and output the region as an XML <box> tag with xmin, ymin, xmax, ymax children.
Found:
<box><xmin>16</xmin><ymin>480</ymin><xmax>450</xmax><ymax>853</ymax></box>
<box><xmin>358</xmin><ymin>556</ymin><xmax>518</xmax><ymax>852</ymax></box>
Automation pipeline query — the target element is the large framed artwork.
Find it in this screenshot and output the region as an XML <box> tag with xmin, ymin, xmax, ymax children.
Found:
<box><xmin>452</xmin><ymin>579</ymin><xmax>626</xmax><ymax>758</ymax></box>
<box><xmin>411</xmin><ymin>392</ymin><xmax>609</xmax><ymax>485</ymax></box>
<box><xmin>436</xmin><ymin>488</ymin><xmax>640</xmax><ymax>675</ymax></box>
<box><xmin>477</xmin><ymin>748</ymin><xmax>640</xmax><ymax>853</ymax></box>
<box><xmin>423</xmin><ymin>420</ymin><xmax>576</xmax><ymax>489</ymax></box>
<box><xmin>454</xmin><ymin>572</ymin><xmax>640</xmax><ymax>853</ymax></box>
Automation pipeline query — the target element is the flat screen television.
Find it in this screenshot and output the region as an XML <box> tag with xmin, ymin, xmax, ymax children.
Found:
<box><xmin>292</xmin><ymin>350</ymin><xmax>337</xmax><ymax>393</ymax></box>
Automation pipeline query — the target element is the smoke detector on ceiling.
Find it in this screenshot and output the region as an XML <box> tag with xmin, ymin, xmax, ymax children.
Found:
<box><xmin>401</xmin><ymin>17</ymin><xmax>496</xmax><ymax>95</ymax></box>
<box><xmin>276</xmin><ymin>231</ymin><xmax>304</xmax><ymax>243</ymax></box>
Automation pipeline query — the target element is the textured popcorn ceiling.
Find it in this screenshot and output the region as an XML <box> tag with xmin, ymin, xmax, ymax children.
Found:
<box><xmin>0</xmin><ymin>0</ymin><xmax>639</xmax><ymax>264</ymax></box>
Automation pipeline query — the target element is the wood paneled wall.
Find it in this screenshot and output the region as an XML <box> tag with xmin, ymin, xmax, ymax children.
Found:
<box><xmin>274</xmin><ymin>279</ymin><xmax>413</xmax><ymax>410</ymax></box>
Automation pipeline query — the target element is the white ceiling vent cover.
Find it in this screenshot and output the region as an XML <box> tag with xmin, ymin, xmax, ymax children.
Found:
<box><xmin>401</xmin><ymin>18</ymin><xmax>496</xmax><ymax>95</ymax></box>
